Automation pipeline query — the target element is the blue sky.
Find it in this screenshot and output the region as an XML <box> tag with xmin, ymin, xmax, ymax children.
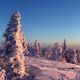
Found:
<box><xmin>0</xmin><ymin>0</ymin><xmax>80</xmax><ymax>45</ymax></box>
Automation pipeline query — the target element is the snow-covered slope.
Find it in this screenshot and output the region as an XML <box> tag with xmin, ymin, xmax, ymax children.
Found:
<box><xmin>26</xmin><ymin>57</ymin><xmax>80</xmax><ymax>80</ymax></box>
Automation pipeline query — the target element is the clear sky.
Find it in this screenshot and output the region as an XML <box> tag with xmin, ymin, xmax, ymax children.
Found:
<box><xmin>0</xmin><ymin>0</ymin><xmax>80</xmax><ymax>45</ymax></box>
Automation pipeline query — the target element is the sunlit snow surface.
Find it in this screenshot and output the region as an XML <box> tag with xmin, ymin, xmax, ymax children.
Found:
<box><xmin>26</xmin><ymin>57</ymin><xmax>80</xmax><ymax>80</ymax></box>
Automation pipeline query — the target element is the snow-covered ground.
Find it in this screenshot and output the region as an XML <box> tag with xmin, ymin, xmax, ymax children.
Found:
<box><xmin>26</xmin><ymin>57</ymin><xmax>80</xmax><ymax>80</ymax></box>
